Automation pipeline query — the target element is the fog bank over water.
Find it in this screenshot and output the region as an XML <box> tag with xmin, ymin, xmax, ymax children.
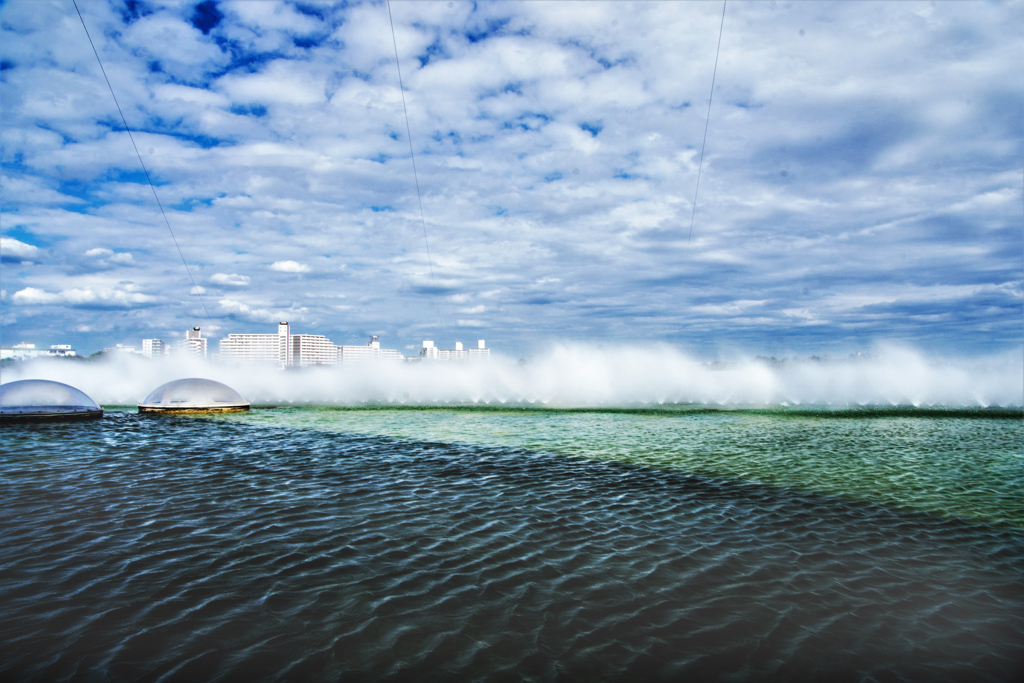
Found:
<box><xmin>2</xmin><ymin>344</ymin><xmax>1021</xmax><ymax>409</ymax></box>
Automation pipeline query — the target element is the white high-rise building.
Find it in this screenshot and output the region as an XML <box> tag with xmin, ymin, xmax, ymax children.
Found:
<box><xmin>141</xmin><ymin>339</ymin><xmax>166</xmax><ymax>358</ymax></box>
<box><xmin>219</xmin><ymin>322</ymin><xmax>292</xmax><ymax>367</ymax></box>
<box><xmin>219</xmin><ymin>324</ymin><xmax>404</xmax><ymax>368</ymax></box>
<box><xmin>278</xmin><ymin>322</ymin><xmax>292</xmax><ymax>367</ymax></box>
<box><xmin>178</xmin><ymin>327</ymin><xmax>207</xmax><ymax>357</ymax></box>
<box><xmin>418</xmin><ymin>340</ymin><xmax>439</xmax><ymax>360</ymax></box>
<box><xmin>291</xmin><ymin>334</ymin><xmax>337</xmax><ymax>366</ymax></box>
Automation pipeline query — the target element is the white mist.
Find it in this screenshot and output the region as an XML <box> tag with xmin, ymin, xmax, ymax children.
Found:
<box><xmin>1</xmin><ymin>344</ymin><xmax>1021</xmax><ymax>408</ymax></box>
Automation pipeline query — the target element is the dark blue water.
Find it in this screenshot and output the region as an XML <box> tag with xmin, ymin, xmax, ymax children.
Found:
<box><xmin>1</xmin><ymin>412</ymin><xmax>1022</xmax><ymax>681</ymax></box>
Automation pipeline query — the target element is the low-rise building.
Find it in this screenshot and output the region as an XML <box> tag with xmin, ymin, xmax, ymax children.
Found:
<box><xmin>1</xmin><ymin>342</ymin><xmax>48</xmax><ymax>361</ymax></box>
<box><xmin>103</xmin><ymin>344</ymin><xmax>141</xmax><ymax>355</ymax></box>
<box><xmin>419</xmin><ymin>339</ymin><xmax>490</xmax><ymax>361</ymax></box>
<box><xmin>338</xmin><ymin>336</ymin><xmax>404</xmax><ymax>367</ymax></box>
<box><xmin>2</xmin><ymin>343</ymin><xmax>77</xmax><ymax>360</ymax></box>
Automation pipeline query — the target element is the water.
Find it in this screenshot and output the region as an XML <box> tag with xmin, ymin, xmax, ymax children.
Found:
<box><xmin>1</xmin><ymin>407</ymin><xmax>1022</xmax><ymax>681</ymax></box>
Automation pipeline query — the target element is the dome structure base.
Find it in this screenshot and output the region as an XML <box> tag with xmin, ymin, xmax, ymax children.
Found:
<box><xmin>138</xmin><ymin>405</ymin><xmax>249</xmax><ymax>414</ymax></box>
<box><xmin>0</xmin><ymin>407</ymin><xmax>103</xmax><ymax>423</ymax></box>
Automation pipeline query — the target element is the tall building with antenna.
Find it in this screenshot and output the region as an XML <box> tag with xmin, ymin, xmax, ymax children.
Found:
<box><xmin>178</xmin><ymin>327</ymin><xmax>207</xmax><ymax>357</ymax></box>
<box><xmin>219</xmin><ymin>322</ymin><xmax>292</xmax><ymax>367</ymax></box>
<box><xmin>219</xmin><ymin>324</ymin><xmax>403</xmax><ymax>368</ymax></box>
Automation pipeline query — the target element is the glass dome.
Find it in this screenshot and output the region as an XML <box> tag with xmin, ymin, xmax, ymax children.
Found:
<box><xmin>0</xmin><ymin>379</ymin><xmax>103</xmax><ymax>422</ymax></box>
<box><xmin>138</xmin><ymin>378</ymin><xmax>249</xmax><ymax>413</ymax></box>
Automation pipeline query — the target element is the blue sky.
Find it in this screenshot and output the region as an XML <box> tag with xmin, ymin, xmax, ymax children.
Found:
<box><xmin>1</xmin><ymin>0</ymin><xmax>1021</xmax><ymax>357</ymax></box>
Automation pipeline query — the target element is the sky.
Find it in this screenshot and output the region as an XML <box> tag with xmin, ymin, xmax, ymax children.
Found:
<box><xmin>1</xmin><ymin>0</ymin><xmax>1021</xmax><ymax>359</ymax></box>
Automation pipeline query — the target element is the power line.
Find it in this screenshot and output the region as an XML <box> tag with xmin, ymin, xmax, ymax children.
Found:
<box><xmin>687</xmin><ymin>0</ymin><xmax>727</xmax><ymax>246</ymax></box>
<box><xmin>387</xmin><ymin>0</ymin><xmax>443</xmax><ymax>326</ymax></box>
<box><xmin>72</xmin><ymin>0</ymin><xmax>214</xmax><ymax>328</ymax></box>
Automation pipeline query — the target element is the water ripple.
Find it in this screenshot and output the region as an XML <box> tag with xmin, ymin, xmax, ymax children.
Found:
<box><xmin>1</xmin><ymin>414</ymin><xmax>1022</xmax><ymax>681</ymax></box>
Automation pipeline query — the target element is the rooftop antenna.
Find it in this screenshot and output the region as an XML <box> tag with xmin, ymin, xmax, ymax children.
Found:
<box><xmin>387</xmin><ymin>0</ymin><xmax>443</xmax><ymax>328</ymax></box>
<box><xmin>72</xmin><ymin>0</ymin><xmax>214</xmax><ymax>329</ymax></box>
<box><xmin>687</xmin><ymin>0</ymin><xmax>727</xmax><ymax>246</ymax></box>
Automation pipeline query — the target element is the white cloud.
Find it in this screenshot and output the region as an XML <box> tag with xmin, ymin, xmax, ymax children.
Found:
<box><xmin>108</xmin><ymin>252</ymin><xmax>134</xmax><ymax>264</ymax></box>
<box><xmin>219</xmin><ymin>298</ymin><xmax>305</xmax><ymax>324</ymax></box>
<box><xmin>11</xmin><ymin>288</ymin><xmax>53</xmax><ymax>304</ymax></box>
<box><xmin>153</xmin><ymin>84</ymin><xmax>231</xmax><ymax>108</ymax></box>
<box><xmin>218</xmin><ymin>60</ymin><xmax>325</xmax><ymax>106</ymax></box>
<box><xmin>12</xmin><ymin>286</ymin><xmax>158</xmax><ymax>308</ymax></box>
<box><xmin>211</xmin><ymin>273</ymin><xmax>251</xmax><ymax>287</ymax></box>
<box><xmin>691</xmin><ymin>300</ymin><xmax>767</xmax><ymax>316</ymax></box>
<box><xmin>82</xmin><ymin>248</ymin><xmax>133</xmax><ymax>266</ymax></box>
<box><xmin>1</xmin><ymin>237</ymin><xmax>38</xmax><ymax>264</ymax></box>
<box><xmin>227</xmin><ymin>1</ymin><xmax>322</xmax><ymax>34</ymax></box>
<box><xmin>270</xmin><ymin>260</ymin><xmax>311</xmax><ymax>273</ymax></box>
<box><xmin>0</xmin><ymin>175</ymin><xmax>85</xmax><ymax>206</ymax></box>
<box><xmin>2</xmin><ymin>238</ymin><xmax>40</xmax><ymax>259</ymax></box>
<box><xmin>0</xmin><ymin>0</ymin><xmax>1019</xmax><ymax>355</ymax></box>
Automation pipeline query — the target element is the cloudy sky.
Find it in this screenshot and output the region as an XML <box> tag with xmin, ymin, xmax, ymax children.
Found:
<box><xmin>1</xmin><ymin>0</ymin><xmax>1021</xmax><ymax>358</ymax></box>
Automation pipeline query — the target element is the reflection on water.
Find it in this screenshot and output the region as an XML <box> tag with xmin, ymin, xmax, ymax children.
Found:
<box><xmin>233</xmin><ymin>405</ymin><xmax>1024</xmax><ymax>527</ymax></box>
<box><xmin>1</xmin><ymin>410</ymin><xmax>1022</xmax><ymax>681</ymax></box>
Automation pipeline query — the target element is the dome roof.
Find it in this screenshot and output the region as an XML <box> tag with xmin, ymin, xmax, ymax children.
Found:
<box><xmin>0</xmin><ymin>379</ymin><xmax>103</xmax><ymax>421</ymax></box>
<box><xmin>138</xmin><ymin>378</ymin><xmax>249</xmax><ymax>413</ymax></box>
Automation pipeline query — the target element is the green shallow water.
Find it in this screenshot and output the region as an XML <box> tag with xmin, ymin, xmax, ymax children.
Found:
<box><xmin>116</xmin><ymin>405</ymin><xmax>1024</xmax><ymax>528</ymax></box>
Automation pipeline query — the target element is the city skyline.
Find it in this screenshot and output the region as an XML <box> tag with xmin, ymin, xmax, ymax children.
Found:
<box><xmin>1</xmin><ymin>1</ymin><xmax>1021</xmax><ymax>359</ymax></box>
<box><xmin>0</xmin><ymin>321</ymin><xmax>488</xmax><ymax>364</ymax></box>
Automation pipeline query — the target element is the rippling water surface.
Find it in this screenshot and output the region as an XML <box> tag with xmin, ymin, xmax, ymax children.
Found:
<box><xmin>1</xmin><ymin>407</ymin><xmax>1022</xmax><ymax>681</ymax></box>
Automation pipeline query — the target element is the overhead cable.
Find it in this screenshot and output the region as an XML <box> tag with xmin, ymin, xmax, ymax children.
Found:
<box><xmin>687</xmin><ymin>0</ymin><xmax>728</xmax><ymax>246</ymax></box>
<box><xmin>387</xmin><ymin>0</ymin><xmax>443</xmax><ymax>326</ymax></box>
<box><xmin>72</xmin><ymin>0</ymin><xmax>215</xmax><ymax>328</ymax></box>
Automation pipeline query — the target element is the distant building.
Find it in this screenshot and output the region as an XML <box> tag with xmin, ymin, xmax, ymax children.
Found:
<box><xmin>465</xmin><ymin>339</ymin><xmax>490</xmax><ymax>360</ymax></box>
<box><xmin>419</xmin><ymin>339</ymin><xmax>490</xmax><ymax>361</ymax></box>
<box><xmin>219</xmin><ymin>323</ymin><xmax>291</xmax><ymax>367</ymax></box>
<box><xmin>103</xmin><ymin>344</ymin><xmax>141</xmax><ymax>355</ymax></box>
<box><xmin>141</xmin><ymin>339</ymin><xmax>166</xmax><ymax>358</ymax></box>
<box><xmin>291</xmin><ymin>334</ymin><xmax>338</xmax><ymax>366</ymax></box>
<box><xmin>2</xmin><ymin>343</ymin><xmax>76</xmax><ymax>359</ymax></box>
<box><xmin>220</xmin><ymin>324</ymin><xmax>404</xmax><ymax>368</ymax></box>
<box><xmin>1</xmin><ymin>342</ymin><xmax>48</xmax><ymax>360</ymax></box>
<box><xmin>418</xmin><ymin>340</ymin><xmax>439</xmax><ymax>360</ymax></box>
<box><xmin>178</xmin><ymin>327</ymin><xmax>207</xmax><ymax>358</ymax></box>
<box><xmin>338</xmin><ymin>335</ymin><xmax>404</xmax><ymax>367</ymax></box>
